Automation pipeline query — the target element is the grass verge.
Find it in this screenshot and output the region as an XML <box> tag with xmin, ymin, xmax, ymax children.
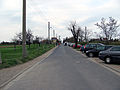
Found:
<box><xmin>0</xmin><ymin>44</ymin><xmax>55</xmax><ymax>69</ymax></box>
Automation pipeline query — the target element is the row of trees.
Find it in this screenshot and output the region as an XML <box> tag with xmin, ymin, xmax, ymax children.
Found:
<box><xmin>68</xmin><ymin>17</ymin><xmax>120</xmax><ymax>48</ymax></box>
<box><xmin>12</xmin><ymin>29</ymin><xmax>44</xmax><ymax>48</ymax></box>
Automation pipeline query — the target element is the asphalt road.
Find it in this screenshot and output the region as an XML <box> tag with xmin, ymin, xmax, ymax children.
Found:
<box><xmin>4</xmin><ymin>45</ymin><xmax>120</xmax><ymax>90</ymax></box>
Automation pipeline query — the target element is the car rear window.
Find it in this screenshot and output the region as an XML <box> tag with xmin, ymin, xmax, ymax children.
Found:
<box><xmin>89</xmin><ymin>44</ymin><xmax>97</xmax><ymax>48</ymax></box>
<box><xmin>105</xmin><ymin>46</ymin><xmax>113</xmax><ymax>50</ymax></box>
<box><xmin>96</xmin><ymin>46</ymin><xmax>105</xmax><ymax>50</ymax></box>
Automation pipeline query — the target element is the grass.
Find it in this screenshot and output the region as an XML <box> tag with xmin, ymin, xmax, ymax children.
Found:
<box><xmin>75</xmin><ymin>48</ymin><xmax>80</xmax><ymax>51</ymax></box>
<box><xmin>0</xmin><ymin>44</ymin><xmax>55</xmax><ymax>69</ymax></box>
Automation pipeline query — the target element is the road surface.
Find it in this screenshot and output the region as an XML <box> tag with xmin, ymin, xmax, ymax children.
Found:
<box><xmin>4</xmin><ymin>45</ymin><xmax>120</xmax><ymax>90</ymax></box>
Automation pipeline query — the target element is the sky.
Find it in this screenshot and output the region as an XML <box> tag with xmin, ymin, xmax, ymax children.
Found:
<box><xmin>0</xmin><ymin>0</ymin><xmax>120</xmax><ymax>42</ymax></box>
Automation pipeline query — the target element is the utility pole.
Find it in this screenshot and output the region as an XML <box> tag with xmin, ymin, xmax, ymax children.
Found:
<box><xmin>48</xmin><ymin>22</ymin><xmax>50</xmax><ymax>41</ymax></box>
<box><xmin>53</xmin><ymin>30</ymin><xmax>55</xmax><ymax>37</ymax></box>
<box><xmin>22</xmin><ymin>0</ymin><xmax>27</xmax><ymax>58</ymax></box>
<box><xmin>56</xmin><ymin>34</ymin><xmax>57</xmax><ymax>39</ymax></box>
<box><xmin>59</xmin><ymin>35</ymin><xmax>61</xmax><ymax>41</ymax></box>
<box><xmin>84</xmin><ymin>26</ymin><xmax>87</xmax><ymax>42</ymax></box>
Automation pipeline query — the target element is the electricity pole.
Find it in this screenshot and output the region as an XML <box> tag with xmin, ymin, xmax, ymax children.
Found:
<box><xmin>53</xmin><ymin>30</ymin><xmax>55</xmax><ymax>37</ymax></box>
<box><xmin>48</xmin><ymin>22</ymin><xmax>50</xmax><ymax>42</ymax></box>
<box><xmin>59</xmin><ymin>35</ymin><xmax>61</xmax><ymax>41</ymax></box>
<box><xmin>84</xmin><ymin>26</ymin><xmax>87</xmax><ymax>42</ymax></box>
<box><xmin>22</xmin><ymin>0</ymin><xmax>27</xmax><ymax>58</ymax></box>
<box><xmin>56</xmin><ymin>34</ymin><xmax>57</xmax><ymax>39</ymax></box>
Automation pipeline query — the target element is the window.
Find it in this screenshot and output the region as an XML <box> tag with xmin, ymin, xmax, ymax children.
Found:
<box><xmin>90</xmin><ymin>44</ymin><xmax>97</xmax><ymax>48</ymax></box>
<box><xmin>110</xmin><ymin>47</ymin><xmax>120</xmax><ymax>51</ymax></box>
<box><xmin>97</xmin><ymin>46</ymin><xmax>105</xmax><ymax>50</ymax></box>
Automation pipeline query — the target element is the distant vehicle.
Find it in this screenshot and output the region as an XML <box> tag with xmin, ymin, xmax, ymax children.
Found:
<box><xmin>86</xmin><ymin>45</ymin><xmax>113</xmax><ymax>57</ymax></box>
<box><xmin>68</xmin><ymin>42</ymin><xmax>71</xmax><ymax>46</ymax></box>
<box><xmin>83</xmin><ymin>43</ymin><xmax>104</xmax><ymax>53</ymax></box>
<box><xmin>99</xmin><ymin>46</ymin><xmax>120</xmax><ymax>64</ymax></box>
<box><xmin>73</xmin><ymin>44</ymin><xmax>82</xmax><ymax>48</ymax></box>
<box><xmin>70</xmin><ymin>43</ymin><xmax>75</xmax><ymax>47</ymax></box>
<box><xmin>64</xmin><ymin>42</ymin><xmax>68</xmax><ymax>46</ymax></box>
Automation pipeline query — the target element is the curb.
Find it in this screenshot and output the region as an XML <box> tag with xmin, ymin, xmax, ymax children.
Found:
<box><xmin>89</xmin><ymin>58</ymin><xmax>120</xmax><ymax>76</ymax></box>
<box><xmin>0</xmin><ymin>46</ymin><xmax>57</xmax><ymax>89</ymax></box>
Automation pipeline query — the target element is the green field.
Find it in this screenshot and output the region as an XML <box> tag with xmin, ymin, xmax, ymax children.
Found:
<box><xmin>0</xmin><ymin>44</ymin><xmax>55</xmax><ymax>69</ymax></box>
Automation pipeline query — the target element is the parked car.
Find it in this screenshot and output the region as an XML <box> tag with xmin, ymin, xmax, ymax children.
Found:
<box><xmin>70</xmin><ymin>43</ymin><xmax>75</xmax><ymax>47</ymax></box>
<box><xmin>99</xmin><ymin>46</ymin><xmax>120</xmax><ymax>64</ymax></box>
<box><xmin>80</xmin><ymin>45</ymin><xmax>85</xmax><ymax>52</ymax></box>
<box><xmin>83</xmin><ymin>43</ymin><xmax>104</xmax><ymax>53</ymax></box>
<box><xmin>73</xmin><ymin>44</ymin><xmax>82</xmax><ymax>48</ymax></box>
<box><xmin>86</xmin><ymin>45</ymin><xmax>113</xmax><ymax>57</ymax></box>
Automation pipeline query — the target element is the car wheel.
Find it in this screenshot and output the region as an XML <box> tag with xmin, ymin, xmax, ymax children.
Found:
<box><xmin>89</xmin><ymin>53</ymin><xmax>93</xmax><ymax>57</ymax></box>
<box><xmin>105</xmin><ymin>57</ymin><xmax>111</xmax><ymax>64</ymax></box>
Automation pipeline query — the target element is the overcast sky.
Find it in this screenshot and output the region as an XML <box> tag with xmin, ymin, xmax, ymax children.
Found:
<box><xmin>0</xmin><ymin>0</ymin><xmax>120</xmax><ymax>42</ymax></box>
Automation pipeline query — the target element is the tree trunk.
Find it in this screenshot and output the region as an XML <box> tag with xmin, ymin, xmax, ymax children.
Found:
<box><xmin>75</xmin><ymin>38</ymin><xmax>78</xmax><ymax>48</ymax></box>
<box><xmin>39</xmin><ymin>43</ymin><xmax>40</xmax><ymax>47</ymax></box>
<box><xmin>14</xmin><ymin>43</ymin><xmax>16</xmax><ymax>51</ymax></box>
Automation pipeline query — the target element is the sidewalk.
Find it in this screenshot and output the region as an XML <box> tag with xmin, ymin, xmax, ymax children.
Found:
<box><xmin>0</xmin><ymin>47</ymin><xmax>57</xmax><ymax>88</ymax></box>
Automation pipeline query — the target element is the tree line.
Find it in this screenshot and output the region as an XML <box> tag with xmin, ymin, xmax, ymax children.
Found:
<box><xmin>66</xmin><ymin>17</ymin><xmax>120</xmax><ymax>48</ymax></box>
<box><xmin>12</xmin><ymin>29</ymin><xmax>44</xmax><ymax>48</ymax></box>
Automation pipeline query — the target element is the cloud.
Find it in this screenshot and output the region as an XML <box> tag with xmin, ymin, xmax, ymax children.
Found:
<box><xmin>0</xmin><ymin>0</ymin><xmax>120</xmax><ymax>41</ymax></box>
<box><xmin>2</xmin><ymin>0</ymin><xmax>22</xmax><ymax>11</ymax></box>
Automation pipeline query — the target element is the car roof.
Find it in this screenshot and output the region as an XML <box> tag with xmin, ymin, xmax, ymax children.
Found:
<box><xmin>88</xmin><ymin>43</ymin><xmax>104</xmax><ymax>46</ymax></box>
<box><xmin>112</xmin><ymin>46</ymin><xmax>120</xmax><ymax>47</ymax></box>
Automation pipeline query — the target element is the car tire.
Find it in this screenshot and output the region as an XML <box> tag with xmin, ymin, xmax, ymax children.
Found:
<box><xmin>89</xmin><ymin>53</ymin><xmax>94</xmax><ymax>57</ymax></box>
<box><xmin>105</xmin><ymin>57</ymin><xmax>111</xmax><ymax>64</ymax></box>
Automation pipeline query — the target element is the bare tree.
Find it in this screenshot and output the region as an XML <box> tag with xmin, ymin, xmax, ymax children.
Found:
<box><xmin>12</xmin><ymin>36</ymin><xmax>18</xmax><ymax>51</ymax></box>
<box><xmin>12</xmin><ymin>29</ymin><xmax>34</xmax><ymax>48</ymax></box>
<box><xmin>34</xmin><ymin>36</ymin><xmax>42</xmax><ymax>47</ymax></box>
<box><xmin>68</xmin><ymin>21</ymin><xmax>80</xmax><ymax>48</ymax></box>
<box><xmin>26</xmin><ymin>29</ymin><xmax>34</xmax><ymax>48</ymax></box>
<box><xmin>16</xmin><ymin>32</ymin><xmax>22</xmax><ymax>44</ymax></box>
<box><xmin>94</xmin><ymin>32</ymin><xmax>103</xmax><ymax>41</ymax></box>
<box><xmin>95</xmin><ymin>17</ymin><xmax>119</xmax><ymax>42</ymax></box>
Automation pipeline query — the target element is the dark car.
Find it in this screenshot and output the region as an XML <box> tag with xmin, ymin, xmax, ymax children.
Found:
<box><xmin>83</xmin><ymin>43</ymin><xmax>104</xmax><ymax>53</ymax></box>
<box><xmin>99</xmin><ymin>46</ymin><xmax>120</xmax><ymax>64</ymax></box>
<box><xmin>86</xmin><ymin>45</ymin><xmax>113</xmax><ymax>57</ymax></box>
